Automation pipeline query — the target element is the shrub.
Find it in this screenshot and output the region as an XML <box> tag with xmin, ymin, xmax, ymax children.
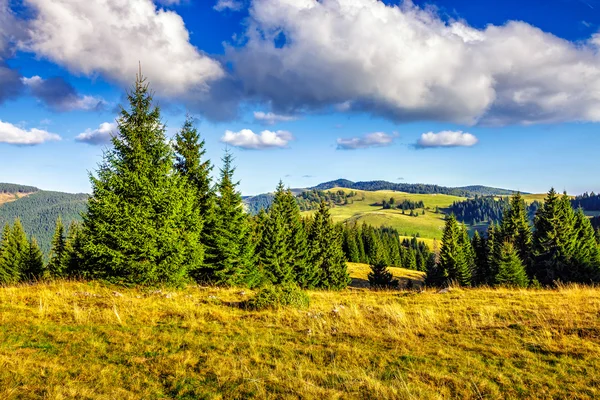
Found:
<box><xmin>246</xmin><ymin>284</ymin><xmax>310</xmax><ymax>310</ymax></box>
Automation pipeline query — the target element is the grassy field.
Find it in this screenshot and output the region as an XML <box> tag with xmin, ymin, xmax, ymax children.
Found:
<box><xmin>0</xmin><ymin>192</ymin><xmax>31</xmax><ymax>206</ymax></box>
<box><xmin>303</xmin><ymin>188</ymin><xmax>464</xmax><ymax>240</ymax></box>
<box><xmin>1</xmin><ymin>270</ymin><xmax>599</xmax><ymax>399</ymax></box>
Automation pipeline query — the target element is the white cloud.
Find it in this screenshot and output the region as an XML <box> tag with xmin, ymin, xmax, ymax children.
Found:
<box><xmin>226</xmin><ymin>0</ymin><xmax>600</xmax><ymax>125</ymax></box>
<box><xmin>214</xmin><ymin>0</ymin><xmax>243</xmax><ymax>12</ymax></box>
<box><xmin>75</xmin><ymin>122</ymin><xmax>117</xmax><ymax>145</ymax></box>
<box><xmin>221</xmin><ymin>128</ymin><xmax>293</xmax><ymax>149</ymax></box>
<box><xmin>416</xmin><ymin>131</ymin><xmax>478</xmax><ymax>148</ymax></box>
<box><xmin>22</xmin><ymin>0</ymin><xmax>224</xmax><ymax>98</ymax></box>
<box><xmin>336</xmin><ymin>132</ymin><xmax>395</xmax><ymax>150</ymax></box>
<box><xmin>253</xmin><ymin>111</ymin><xmax>297</xmax><ymax>125</ymax></box>
<box><xmin>0</xmin><ymin>120</ymin><xmax>61</xmax><ymax>145</ymax></box>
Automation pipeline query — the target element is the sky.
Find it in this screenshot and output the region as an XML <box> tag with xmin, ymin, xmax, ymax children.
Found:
<box><xmin>0</xmin><ymin>0</ymin><xmax>599</xmax><ymax>196</ymax></box>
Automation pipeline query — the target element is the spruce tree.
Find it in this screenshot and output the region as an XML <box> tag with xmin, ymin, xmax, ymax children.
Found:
<box><xmin>0</xmin><ymin>224</ymin><xmax>12</xmax><ymax>284</ymax></box>
<box><xmin>63</xmin><ymin>222</ymin><xmax>86</xmax><ymax>279</ymax></box>
<box><xmin>495</xmin><ymin>242</ymin><xmax>529</xmax><ymax>288</ymax></box>
<box><xmin>21</xmin><ymin>237</ymin><xmax>44</xmax><ymax>281</ymax></box>
<box><xmin>307</xmin><ymin>202</ymin><xmax>350</xmax><ymax>290</ymax></box>
<box><xmin>368</xmin><ymin>259</ymin><xmax>398</xmax><ymax>289</ymax></box>
<box><xmin>47</xmin><ymin>217</ymin><xmax>66</xmax><ymax>279</ymax></box>
<box><xmin>572</xmin><ymin>208</ymin><xmax>600</xmax><ymax>282</ymax></box>
<box><xmin>460</xmin><ymin>226</ymin><xmax>476</xmax><ymax>284</ymax></box>
<box><xmin>203</xmin><ymin>150</ymin><xmax>258</xmax><ymax>287</ymax></box>
<box><xmin>439</xmin><ymin>215</ymin><xmax>471</xmax><ymax>286</ymax></box>
<box><xmin>282</xmin><ymin>187</ymin><xmax>311</xmax><ymax>287</ymax></box>
<box><xmin>532</xmin><ymin>189</ymin><xmax>577</xmax><ymax>285</ymax></box>
<box><xmin>342</xmin><ymin>225</ymin><xmax>360</xmax><ymax>263</ymax></box>
<box><xmin>0</xmin><ymin>220</ymin><xmax>27</xmax><ymax>284</ymax></box>
<box><xmin>471</xmin><ymin>231</ymin><xmax>488</xmax><ymax>286</ymax></box>
<box><xmin>425</xmin><ymin>253</ymin><xmax>447</xmax><ymax>287</ymax></box>
<box><xmin>500</xmin><ymin>192</ymin><xmax>533</xmax><ymax>269</ymax></box>
<box><xmin>82</xmin><ymin>72</ymin><xmax>202</xmax><ymax>286</ymax></box>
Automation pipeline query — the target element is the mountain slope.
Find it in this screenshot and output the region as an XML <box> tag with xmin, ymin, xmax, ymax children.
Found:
<box><xmin>0</xmin><ymin>191</ymin><xmax>88</xmax><ymax>255</ymax></box>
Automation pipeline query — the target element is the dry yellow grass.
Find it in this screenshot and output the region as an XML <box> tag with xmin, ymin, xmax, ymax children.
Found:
<box><xmin>1</xmin><ymin>276</ymin><xmax>599</xmax><ymax>399</ymax></box>
<box><xmin>0</xmin><ymin>192</ymin><xmax>31</xmax><ymax>206</ymax></box>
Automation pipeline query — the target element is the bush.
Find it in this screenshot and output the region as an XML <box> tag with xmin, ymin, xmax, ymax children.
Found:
<box><xmin>246</xmin><ymin>284</ymin><xmax>310</xmax><ymax>310</ymax></box>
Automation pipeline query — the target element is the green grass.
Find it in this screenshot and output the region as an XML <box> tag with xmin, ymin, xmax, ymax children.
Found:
<box><xmin>1</xmin><ymin>278</ymin><xmax>599</xmax><ymax>399</ymax></box>
<box><xmin>302</xmin><ymin>188</ymin><xmax>464</xmax><ymax>240</ymax></box>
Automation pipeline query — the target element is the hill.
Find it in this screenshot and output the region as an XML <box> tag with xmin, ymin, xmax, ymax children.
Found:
<box><xmin>0</xmin><ymin>280</ymin><xmax>598</xmax><ymax>398</ymax></box>
<box><xmin>0</xmin><ymin>191</ymin><xmax>89</xmax><ymax>255</ymax></box>
<box><xmin>0</xmin><ymin>182</ymin><xmax>40</xmax><ymax>207</ymax></box>
<box><xmin>313</xmin><ymin>179</ymin><xmax>524</xmax><ymax>197</ymax></box>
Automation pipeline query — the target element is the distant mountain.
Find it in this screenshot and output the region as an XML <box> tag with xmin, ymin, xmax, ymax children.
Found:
<box><xmin>0</xmin><ymin>183</ymin><xmax>40</xmax><ymax>194</ymax></box>
<box><xmin>312</xmin><ymin>179</ymin><xmax>525</xmax><ymax>197</ymax></box>
<box><xmin>0</xmin><ymin>190</ymin><xmax>88</xmax><ymax>255</ymax></box>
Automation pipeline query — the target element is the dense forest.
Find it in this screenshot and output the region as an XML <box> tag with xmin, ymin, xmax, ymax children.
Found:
<box><xmin>296</xmin><ymin>189</ymin><xmax>358</xmax><ymax>211</ymax></box>
<box><xmin>243</xmin><ymin>193</ymin><xmax>274</xmax><ymax>215</ymax></box>
<box><xmin>0</xmin><ymin>183</ymin><xmax>39</xmax><ymax>194</ymax></box>
<box><xmin>449</xmin><ymin>196</ymin><xmax>540</xmax><ymax>225</ymax></box>
<box><xmin>0</xmin><ymin>191</ymin><xmax>88</xmax><ymax>255</ymax></box>
<box><xmin>572</xmin><ymin>192</ymin><xmax>600</xmax><ymax>211</ymax></box>
<box><xmin>313</xmin><ymin>179</ymin><xmax>520</xmax><ymax>197</ymax></box>
<box><xmin>427</xmin><ymin>192</ymin><xmax>600</xmax><ymax>288</ymax></box>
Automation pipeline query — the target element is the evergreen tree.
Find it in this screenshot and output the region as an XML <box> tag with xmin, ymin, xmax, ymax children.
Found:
<box><xmin>0</xmin><ymin>220</ymin><xmax>27</xmax><ymax>284</ymax></box>
<box><xmin>82</xmin><ymin>72</ymin><xmax>202</xmax><ymax>286</ymax></box>
<box><xmin>404</xmin><ymin>247</ymin><xmax>417</xmax><ymax>270</ymax></box>
<box><xmin>63</xmin><ymin>222</ymin><xmax>86</xmax><ymax>279</ymax></box>
<box><xmin>47</xmin><ymin>217</ymin><xmax>66</xmax><ymax>279</ymax></box>
<box><xmin>21</xmin><ymin>237</ymin><xmax>44</xmax><ymax>281</ymax></box>
<box><xmin>485</xmin><ymin>224</ymin><xmax>502</xmax><ymax>284</ymax></box>
<box><xmin>342</xmin><ymin>225</ymin><xmax>360</xmax><ymax>263</ymax></box>
<box><xmin>425</xmin><ymin>253</ymin><xmax>447</xmax><ymax>287</ymax></box>
<box><xmin>460</xmin><ymin>226</ymin><xmax>476</xmax><ymax>283</ymax></box>
<box><xmin>495</xmin><ymin>242</ymin><xmax>529</xmax><ymax>288</ymax></box>
<box><xmin>532</xmin><ymin>189</ymin><xmax>577</xmax><ymax>285</ymax></box>
<box><xmin>571</xmin><ymin>208</ymin><xmax>600</xmax><ymax>282</ymax></box>
<box><xmin>204</xmin><ymin>150</ymin><xmax>258</xmax><ymax>287</ymax></box>
<box><xmin>500</xmin><ymin>193</ymin><xmax>533</xmax><ymax>269</ymax></box>
<box><xmin>439</xmin><ymin>215</ymin><xmax>471</xmax><ymax>286</ymax></box>
<box><xmin>282</xmin><ymin>187</ymin><xmax>310</xmax><ymax>286</ymax></box>
<box><xmin>368</xmin><ymin>259</ymin><xmax>398</xmax><ymax>289</ymax></box>
<box><xmin>307</xmin><ymin>202</ymin><xmax>350</xmax><ymax>289</ymax></box>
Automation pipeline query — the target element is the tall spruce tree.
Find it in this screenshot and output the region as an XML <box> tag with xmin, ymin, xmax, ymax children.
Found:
<box><xmin>425</xmin><ymin>253</ymin><xmax>447</xmax><ymax>287</ymax></box>
<box><xmin>0</xmin><ymin>224</ymin><xmax>12</xmax><ymax>284</ymax></box>
<box><xmin>82</xmin><ymin>71</ymin><xmax>202</xmax><ymax>286</ymax></box>
<box><xmin>63</xmin><ymin>222</ymin><xmax>86</xmax><ymax>279</ymax></box>
<box><xmin>0</xmin><ymin>220</ymin><xmax>27</xmax><ymax>284</ymax></box>
<box><xmin>368</xmin><ymin>259</ymin><xmax>398</xmax><ymax>289</ymax></box>
<box><xmin>47</xmin><ymin>217</ymin><xmax>66</xmax><ymax>279</ymax></box>
<box><xmin>471</xmin><ymin>231</ymin><xmax>488</xmax><ymax>286</ymax></box>
<box><xmin>495</xmin><ymin>241</ymin><xmax>529</xmax><ymax>288</ymax></box>
<box><xmin>532</xmin><ymin>189</ymin><xmax>577</xmax><ymax>285</ymax></box>
<box><xmin>439</xmin><ymin>215</ymin><xmax>471</xmax><ymax>286</ymax></box>
<box><xmin>203</xmin><ymin>150</ymin><xmax>258</xmax><ymax>287</ymax></box>
<box><xmin>307</xmin><ymin>202</ymin><xmax>350</xmax><ymax>290</ymax></box>
<box><xmin>342</xmin><ymin>225</ymin><xmax>361</xmax><ymax>263</ymax></box>
<box><xmin>282</xmin><ymin>187</ymin><xmax>311</xmax><ymax>287</ymax></box>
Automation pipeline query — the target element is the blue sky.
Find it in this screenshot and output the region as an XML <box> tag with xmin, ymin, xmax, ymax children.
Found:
<box><xmin>0</xmin><ymin>0</ymin><xmax>599</xmax><ymax>195</ymax></box>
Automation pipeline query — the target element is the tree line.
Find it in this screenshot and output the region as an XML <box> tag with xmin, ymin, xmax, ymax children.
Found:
<box><xmin>296</xmin><ymin>189</ymin><xmax>358</xmax><ymax>211</ymax></box>
<box><xmin>449</xmin><ymin>196</ymin><xmax>540</xmax><ymax>226</ymax></box>
<box><xmin>428</xmin><ymin>192</ymin><xmax>600</xmax><ymax>288</ymax></box>
<box><xmin>0</xmin><ymin>73</ymin><xmax>350</xmax><ymax>289</ymax></box>
<box><xmin>572</xmin><ymin>192</ymin><xmax>600</xmax><ymax>211</ymax></box>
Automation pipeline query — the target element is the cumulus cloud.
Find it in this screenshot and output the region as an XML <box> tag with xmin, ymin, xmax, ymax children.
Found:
<box><xmin>214</xmin><ymin>0</ymin><xmax>244</xmax><ymax>12</ymax></box>
<box><xmin>0</xmin><ymin>120</ymin><xmax>61</xmax><ymax>145</ymax></box>
<box><xmin>253</xmin><ymin>111</ymin><xmax>297</xmax><ymax>125</ymax></box>
<box><xmin>336</xmin><ymin>132</ymin><xmax>395</xmax><ymax>150</ymax></box>
<box><xmin>22</xmin><ymin>0</ymin><xmax>224</xmax><ymax>99</ymax></box>
<box><xmin>416</xmin><ymin>131</ymin><xmax>479</xmax><ymax>149</ymax></box>
<box><xmin>75</xmin><ymin>122</ymin><xmax>117</xmax><ymax>145</ymax></box>
<box><xmin>221</xmin><ymin>129</ymin><xmax>293</xmax><ymax>149</ymax></box>
<box><xmin>225</xmin><ymin>0</ymin><xmax>600</xmax><ymax>125</ymax></box>
<box><xmin>22</xmin><ymin>75</ymin><xmax>105</xmax><ymax>112</ymax></box>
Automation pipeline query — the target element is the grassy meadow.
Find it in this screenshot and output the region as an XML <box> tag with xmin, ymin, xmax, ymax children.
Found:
<box><xmin>0</xmin><ymin>192</ymin><xmax>31</xmax><ymax>206</ymax></box>
<box><xmin>1</xmin><ymin>265</ymin><xmax>599</xmax><ymax>399</ymax></box>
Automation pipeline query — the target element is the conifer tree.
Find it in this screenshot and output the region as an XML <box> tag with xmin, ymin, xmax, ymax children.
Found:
<box><xmin>425</xmin><ymin>253</ymin><xmax>447</xmax><ymax>287</ymax></box>
<box><xmin>63</xmin><ymin>222</ymin><xmax>86</xmax><ymax>279</ymax></box>
<box><xmin>82</xmin><ymin>72</ymin><xmax>202</xmax><ymax>286</ymax></box>
<box><xmin>342</xmin><ymin>225</ymin><xmax>360</xmax><ymax>263</ymax></box>
<box><xmin>439</xmin><ymin>215</ymin><xmax>471</xmax><ymax>286</ymax></box>
<box><xmin>572</xmin><ymin>208</ymin><xmax>600</xmax><ymax>282</ymax></box>
<box><xmin>471</xmin><ymin>231</ymin><xmax>488</xmax><ymax>286</ymax></box>
<box><xmin>495</xmin><ymin>242</ymin><xmax>529</xmax><ymax>288</ymax></box>
<box><xmin>532</xmin><ymin>189</ymin><xmax>577</xmax><ymax>284</ymax></box>
<box><xmin>47</xmin><ymin>217</ymin><xmax>66</xmax><ymax>279</ymax></box>
<box><xmin>307</xmin><ymin>202</ymin><xmax>350</xmax><ymax>290</ymax></box>
<box><xmin>404</xmin><ymin>247</ymin><xmax>417</xmax><ymax>270</ymax></box>
<box><xmin>282</xmin><ymin>187</ymin><xmax>310</xmax><ymax>285</ymax></box>
<box><xmin>501</xmin><ymin>192</ymin><xmax>533</xmax><ymax>269</ymax></box>
<box><xmin>203</xmin><ymin>150</ymin><xmax>258</xmax><ymax>287</ymax></box>
<box><xmin>368</xmin><ymin>259</ymin><xmax>398</xmax><ymax>289</ymax></box>
<box><xmin>21</xmin><ymin>237</ymin><xmax>44</xmax><ymax>281</ymax></box>
<box><xmin>0</xmin><ymin>220</ymin><xmax>27</xmax><ymax>284</ymax></box>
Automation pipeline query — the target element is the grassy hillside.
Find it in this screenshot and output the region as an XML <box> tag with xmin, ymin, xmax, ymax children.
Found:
<box><xmin>0</xmin><ymin>191</ymin><xmax>88</xmax><ymax>255</ymax></box>
<box><xmin>0</xmin><ymin>279</ymin><xmax>598</xmax><ymax>399</ymax></box>
<box><xmin>303</xmin><ymin>188</ymin><xmax>465</xmax><ymax>240</ymax></box>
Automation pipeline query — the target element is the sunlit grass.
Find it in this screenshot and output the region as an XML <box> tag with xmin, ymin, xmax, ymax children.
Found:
<box><xmin>1</xmin><ymin>272</ymin><xmax>599</xmax><ymax>399</ymax></box>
